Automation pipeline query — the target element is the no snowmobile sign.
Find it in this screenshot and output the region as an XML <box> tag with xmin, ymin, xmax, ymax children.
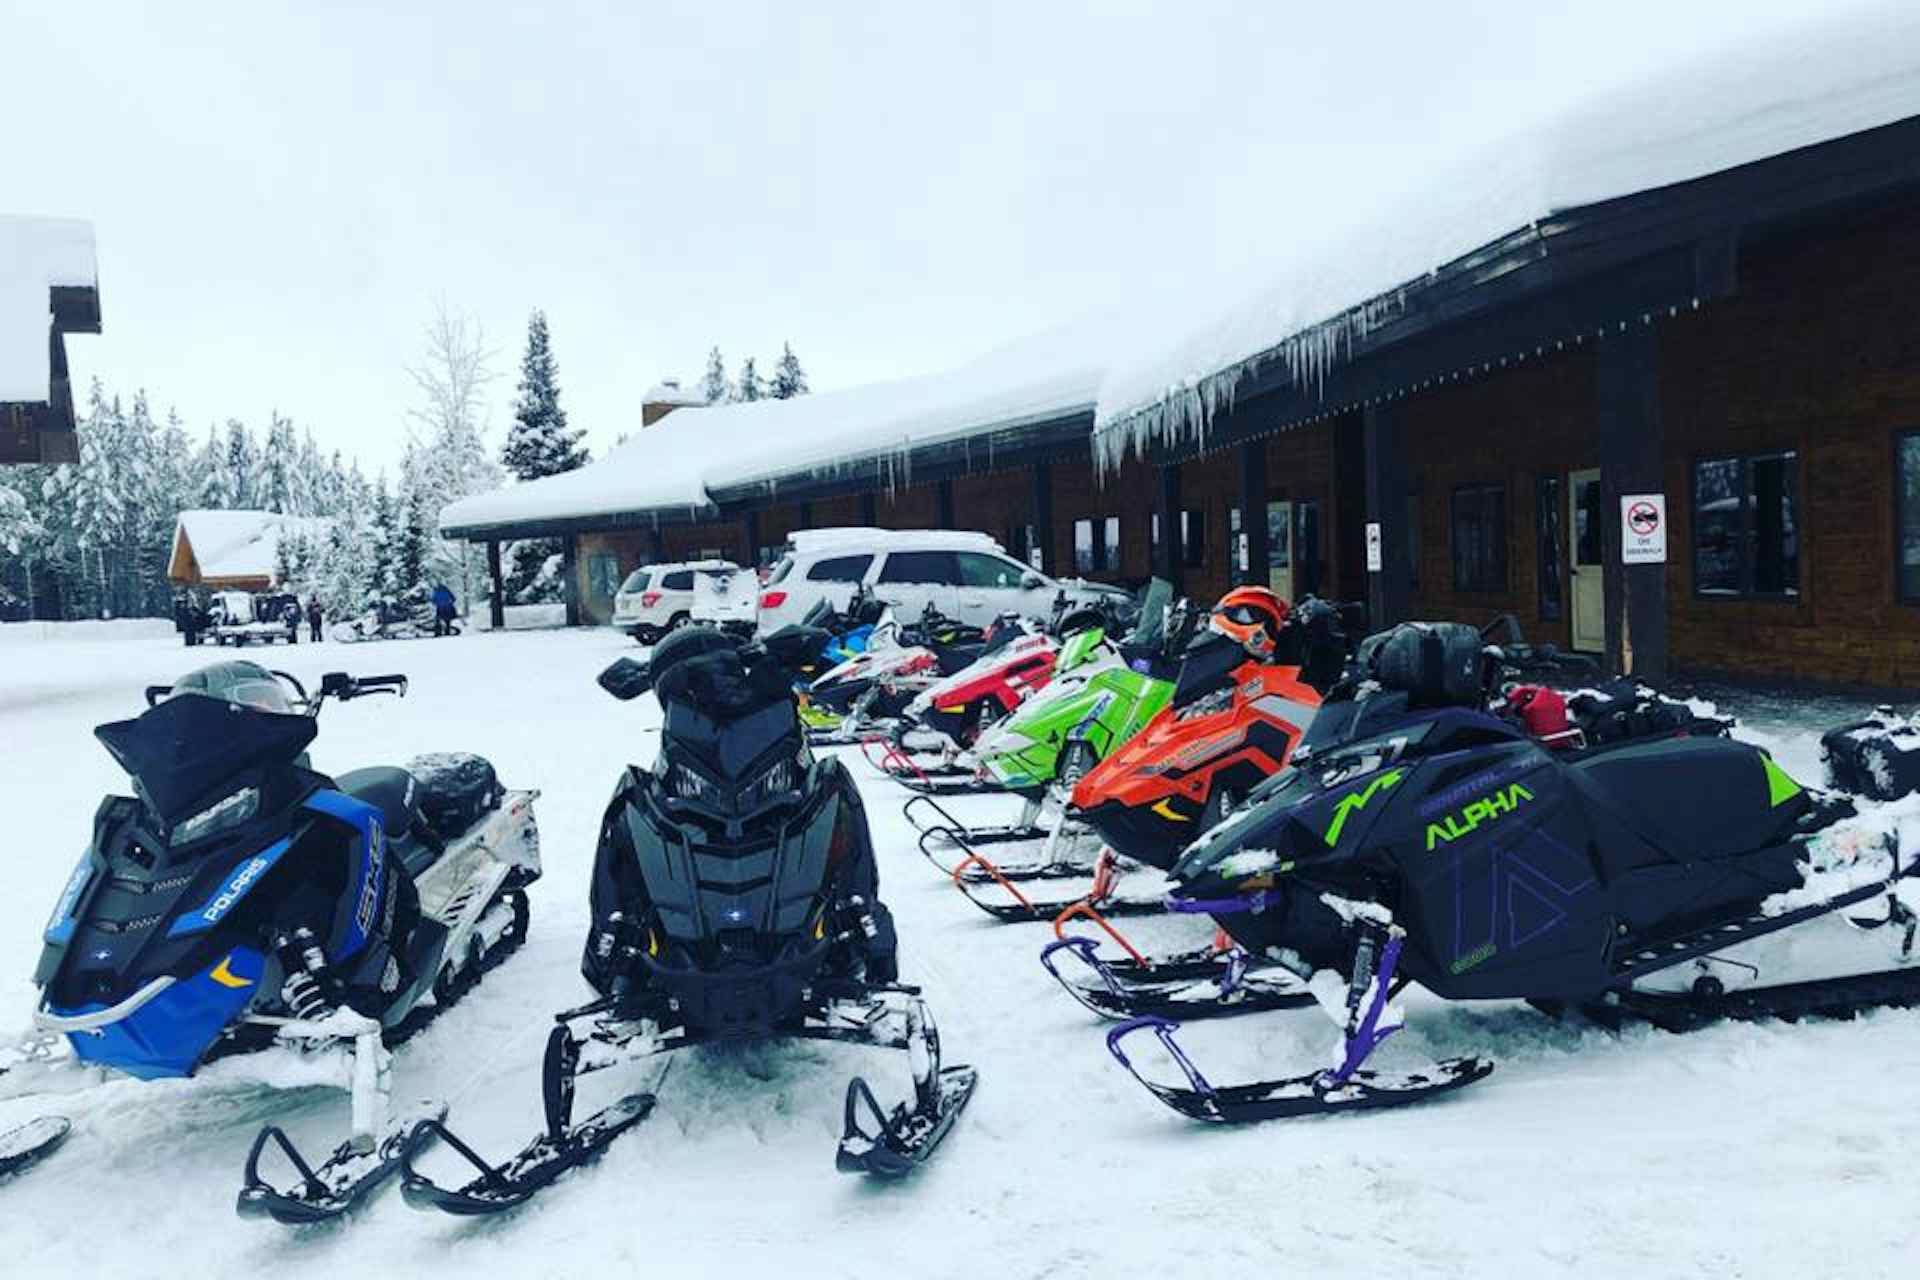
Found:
<box><xmin>1621</xmin><ymin>493</ymin><xmax>1667</xmax><ymax>564</ymax></box>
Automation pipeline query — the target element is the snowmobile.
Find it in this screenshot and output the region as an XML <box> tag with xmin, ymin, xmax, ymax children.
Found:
<box><xmin>1043</xmin><ymin>593</ymin><xmax>1350</xmax><ymax>1020</ymax></box>
<box><xmin>330</xmin><ymin>598</ymin><xmax>456</xmax><ymax>644</ymax></box>
<box><xmin>398</xmin><ymin>624</ymin><xmax>977</xmax><ymax>1215</ymax></box>
<box><xmin>936</xmin><ymin>580</ymin><xmax>1202</xmax><ymax>920</ymax></box>
<box><xmin>6</xmin><ymin>660</ymin><xmax>540</xmax><ymax>1216</ymax></box>
<box><xmin>1102</xmin><ymin>619</ymin><xmax>1916</xmax><ymax>1125</ymax></box>
<box><xmin>804</xmin><ymin>602</ymin><xmax>986</xmax><ymax>747</ymax></box>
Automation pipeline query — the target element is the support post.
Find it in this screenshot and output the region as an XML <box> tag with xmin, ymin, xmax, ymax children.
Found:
<box><xmin>1030</xmin><ymin>462</ymin><xmax>1054</xmax><ymax>573</ymax></box>
<box><xmin>1157</xmin><ymin>463</ymin><xmax>1184</xmax><ymax>595</ymax></box>
<box><xmin>1362</xmin><ymin>402</ymin><xmax>1412</xmax><ymax>630</ymax></box>
<box><xmin>743</xmin><ymin>509</ymin><xmax>760</xmax><ymax>568</ymax></box>
<box><xmin>936</xmin><ymin>478</ymin><xmax>955</xmax><ymax>530</ymax></box>
<box><xmin>859</xmin><ymin>491</ymin><xmax>878</xmax><ymax>527</ymax></box>
<box><xmin>485</xmin><ymin>540</ymin><xmax>505</xmax><ymax>630</ymax></box>
<box><xmin>798</xmin><ymin>500</ymin><xmax>813</xmax><ymax>531</ymax></box>
<box><xmin>561</xmin><ymin>537</ymin><xmax>581</xmax><ymax>628</ymax></box>
<box><xmin>1238</xmin><ymin>441</ymin><xmax>1268</xmax><ymax>591</ymax></box>
<box><xmin>1597</xmin><ymin>323</ymin><xmax>1667</xmax><ymax>679</ymax></box>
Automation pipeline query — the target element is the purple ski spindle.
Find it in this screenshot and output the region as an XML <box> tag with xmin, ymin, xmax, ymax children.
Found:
<box><xmin>1322</xmin><ymin>932</ymin><xmax>1403</xmax><ymax>1087</ymax></box>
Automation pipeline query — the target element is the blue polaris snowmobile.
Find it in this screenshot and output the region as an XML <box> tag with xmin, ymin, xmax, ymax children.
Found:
<box><xmin>3</xmin><ymin>660</ymin><xmax>541</xmax><ymax>1221</ymax></box>
<box><xmin>398</xmin><ymin>622</ymin><xmax>977</xmax><ymax>1215</ymax></box>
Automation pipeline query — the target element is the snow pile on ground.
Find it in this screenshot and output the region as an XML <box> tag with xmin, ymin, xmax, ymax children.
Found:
<box><xmin>1091</xmin><ymin>0</ymin><xmax>1920</xmax><ymax>460</ymax></box>
<box><xmin>0</xmin><ymin>215</ymin><xmax>94</xmax><ymax>403</ymax></box>
<box><xmin>2</xmin><ymin>625</ymin><xmax>1916</xmax><ymax>1278</ymax></box>
<box><xmin>470</xmin><ymin>603</ymin><xmax>568</xmax><ymax>631</ymax></box>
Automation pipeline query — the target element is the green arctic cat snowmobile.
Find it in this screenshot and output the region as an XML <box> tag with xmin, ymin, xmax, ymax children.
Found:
<box><xmin>969</xmin><ymin>580</ymin><xmax>1191</xmax><ymax>797</ymax></box>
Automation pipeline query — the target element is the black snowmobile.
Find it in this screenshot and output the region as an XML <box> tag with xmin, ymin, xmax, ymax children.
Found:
<box><xmin>5</xmin><ymin>660</ymin><xmax>540</xmax><ymax>1217</ymax></box>
<box><xmin>1102</xmin><ymin>620</ymin><xmax>1915</xmax><ymax>1124</ymax></box>
<box><xmin>399</xmin><ymin>623</ymin><xmax>977</xmax><ymax>1215</ymax></box>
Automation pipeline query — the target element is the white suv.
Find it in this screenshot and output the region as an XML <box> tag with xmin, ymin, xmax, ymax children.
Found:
<box><xmin>756</xmin><ymin>528</ymin><xmax>1128</xmax><ymax>634</ymax></box>
<box><xmin>611</xmin><ymin>559</ymin><xmax>740</xmax><ymax>642</ymax></box>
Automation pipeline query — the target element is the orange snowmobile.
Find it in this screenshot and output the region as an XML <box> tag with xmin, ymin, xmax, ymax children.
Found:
<box><xmin>1041</xmin><ymin>591</ymin><xmax>1352</xmax><ymax>1020</ymax></box>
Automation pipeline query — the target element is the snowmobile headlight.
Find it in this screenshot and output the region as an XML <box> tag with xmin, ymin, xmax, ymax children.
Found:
<box><xmin>667</xmin><ymin>762</ymin><xmax>714</xmax><ymax>802</ymax></box>
<box><xmin>1215</xmin><ymin>848</ymin><xmax>1291</xmax><ymax>881</ymax></box>
<box><xmin>168</xmin><ymin>785</ymin><xmax>261</xmax><ymax>848</ymax></box>
<box><xmin>738</xmin><ymin>756</ymin><xmax>800</xmax><ymax>811</ymax></box>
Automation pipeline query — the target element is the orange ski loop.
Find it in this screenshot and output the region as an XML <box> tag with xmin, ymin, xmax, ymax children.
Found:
<box><xmin>1052</xmin><ymin>900</ymin><xmax>1150</xmax><ymax>968</ymax></box>
<box><xmin>860</xmin><ymin>735</ymin><xmax>931</xmax><ymax>786</ymax></box>
<box><xmin>951</xmin><ymin>850</ymin><xmax>1035</xmax><ymax>911</ymax></box>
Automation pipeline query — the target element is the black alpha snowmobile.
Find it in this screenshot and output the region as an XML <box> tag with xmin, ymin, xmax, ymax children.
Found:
<box><xmin>7</xmin><ymin>660</ymin><xmax>540</xmax><ymax>1217</ymax></box>
<box><xmin>1104</xmin><ymin>620</ymin><xmax>1916</xmax><ymax>1124</ymax></box>
<box><xmin>400</xmin><ymin>624</ymin><xmax>977</xmax><ymax>1215</ymax></box>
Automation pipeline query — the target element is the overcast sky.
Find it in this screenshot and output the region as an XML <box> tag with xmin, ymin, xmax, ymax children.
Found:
<box><xmin>7</xmin><ymin>0</ymin><xmax>1831</xmax><ymax>474</ymax></box>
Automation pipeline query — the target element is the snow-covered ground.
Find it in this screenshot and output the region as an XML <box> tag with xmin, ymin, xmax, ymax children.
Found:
<box><xmin>1</xmin><ymin>621</ymin><xmax>1915</xmax><ymax>1278</ymax></box>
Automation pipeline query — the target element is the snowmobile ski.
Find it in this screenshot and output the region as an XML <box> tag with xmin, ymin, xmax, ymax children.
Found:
<box><xmin>0</xmin><ymin>1115</ymin><xmax>71</xmax><ymax>1180</ymax></box>
<box><xmin>951</xmin><ymin>849</ymin><xmax>1164</xmax><ymax>923</ymax></box>
<box><xmin>1040</xmin><ymin>937</ymin><xmax>1313</xmax><ymax>1021</ymax></box>
<box><xmin>399</xmin><ymin>1092</ymin><xmax>657</xmax><ymax>1216</ymax></box>
<box><xmin>836</xmin><ymin>1065</ymin><xmax>979</xmax><ymax>1177</ymax></box>
<box><xmin>1107</xmin><ymin>1015</ymin><xmax>1492</xmax><ymax>1123</ymax></box>
<box><xmin>237</xmin><ymin>1099</ymin><xmax>448</xmax><ymax>1224</ymax></box>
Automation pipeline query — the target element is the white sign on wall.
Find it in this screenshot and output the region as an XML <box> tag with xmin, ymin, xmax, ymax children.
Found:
<box><xmin>1365</xmin><ymin>522</ymin><xmax>1383</xmax><ymax>573</ymax></box>
<box><xmin>1236</xmin><ymin>531</ymin><xmax>1250</xmax><ymax>573</ymax></box>
<box><xmin>1621</xmin><ymin>493</ymin><xmax>1667</xmax><ymax>565</ymax></box>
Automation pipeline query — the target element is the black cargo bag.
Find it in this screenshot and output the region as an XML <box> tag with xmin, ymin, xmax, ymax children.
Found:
<box><xmin>1356</xmin><ymin>622</ymin><xmax>1486</xmax><ymax>707</ymax></box>
<box><xmin>1820</xmin><ymin>714</ymin><xmax>1920</xmax><ymax>801</ymax></box>
<box><xmin>406</xmin><ymin>751</ymin><xmax>502</xmax><ymax>839</ymax></box>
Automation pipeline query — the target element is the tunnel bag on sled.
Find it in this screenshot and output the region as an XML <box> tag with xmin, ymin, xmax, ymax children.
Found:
<box><xmin>1821</xmin><ymin>713</ymin><xmax>1920</xmax><ymax>801</ymax></box>
<box><xmin>1355</xmin><ymin>622</ymin><xmax>1484</xmax><ymax>707</ymax></box>
<box><xmin>406</xmin><ymin>752</ymin><xmax>502</xmax><ymax>838</ymax></box>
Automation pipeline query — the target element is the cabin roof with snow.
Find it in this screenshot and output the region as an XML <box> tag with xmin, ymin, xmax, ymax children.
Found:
<box><xmin>167</xmin><ymin>510</ymin><xmax>330</xmax><ymax>590</ymax></box>
<box><xmin>1</xmin><ymin>216</ymin><xmax>101</xmax><ymax>467</ymax></box>
<box><xmin>1091</xmin><ymin>2</ymin><xmax>1920</xmax><ymax>463</ymax></box>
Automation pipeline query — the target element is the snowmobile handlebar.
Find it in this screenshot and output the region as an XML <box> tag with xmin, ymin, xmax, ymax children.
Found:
<box><xmin>316</xmin><ymin>672</ymin><xmax>409</xmax><ymax>705</ymax></box>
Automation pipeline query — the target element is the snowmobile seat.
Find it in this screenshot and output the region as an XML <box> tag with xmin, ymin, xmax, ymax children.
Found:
<box><xmin>1569</xmin><ymin>737</ymin><xmax>1802</xmax><ymax>868</ymax></box>
<box><xmin>334</xmin><ymin>766</ymin><xmax>420</xmax><ymax>842</ymax></box>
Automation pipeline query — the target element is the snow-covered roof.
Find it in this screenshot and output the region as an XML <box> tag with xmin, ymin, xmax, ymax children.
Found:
<box><xmin>1092</xmin><ymin>2</ymin><xmax>1920</xmax><ymax>462</ymax></box>
<box><xmin>0</xmin><ymin>216</ymin><xmax>97</xmax><ymax>403</ymax></box>
<box><xmin>440</xmin><ymin>311</ymin><xmax>1124</xmax><ymax>535</ymax></box>
<box><xmin>643</xmin><ymin>378</ymin><xmax>706</xmax><ymax>407</ymax></box>
<box><xmin>169</xmin><ymin>510</ymin><xmax>330</xmax><ymax>585</ymax></box>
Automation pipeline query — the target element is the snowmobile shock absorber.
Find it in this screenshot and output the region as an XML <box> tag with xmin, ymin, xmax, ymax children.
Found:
<box><xmin>1324</xmin><ymin>927</ymin><xmax>1405</xmax><ymax>1088</ymax></box>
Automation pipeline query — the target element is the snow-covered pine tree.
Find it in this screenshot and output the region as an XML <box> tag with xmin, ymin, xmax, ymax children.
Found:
<box><xmin>370</xmin><ymin>474</ymin><xmax>399</xmax><ymax>598</ymax></box>
<box><xmin>498</xmin><ymin>310</ymin><xmax>587</xmax><ymax>603</ymax></box>
<box><xmin>398</xmin><ymin>476</ymin><xmax>430</xmax><ymax>598</ymax></box>
<box><xmin>700</xmin><ymin>346</ymin><xmax>730</xmax><ymax>404</ymax></box>
<box><xmin>735</xmin><ymin>356</ymin><xmax>765</xmax><ymax>403</ymax></box>
<box><xmin>771</xmin><ymin>343</ymin><xmax>809</xmax><ymax>399</ymax></box>
<box><xmin>194</xmin><ymin>426</ymin><xmax>231</xmax><ymax>509</ymax></box>
<box><xmin>259</xmin><ymin>413</ymin><xmax>297</xmax><ymax>514</ymax></box>
<box><xmin>223</xmin><ymin>419</ymin><xmax>259</xmax><ymax>509</ymax></box>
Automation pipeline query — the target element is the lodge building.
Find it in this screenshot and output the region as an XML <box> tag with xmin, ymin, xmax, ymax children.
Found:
<box><xmin>443</xmin><ymin>54</ymin><xmax>1920</xmax><ymax>689</ymax></box>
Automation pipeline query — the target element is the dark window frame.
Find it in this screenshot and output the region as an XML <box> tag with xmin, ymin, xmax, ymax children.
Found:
<box><xmin>1181</xmin><ymin>508</ymin><xmax>1206</xmax><ymax>569</ymax></box>
<box><xmin>1537</xmin><ymin>473</ymin><xmax>1563</xmax><ymax>621</ymax></box>
<box><xmin>1897</xmin><ymin>430</ymin><xmax>1920</xmax><ymax>604</ymax></box>
<box><xmin>804</xmin><ymin>553</ymin><xmax>873</xmax><ymax>584</ymax></box>
<box><xmin>1690</xmin><ymin>448</ymin><xmax>1802</xmax><ymax>602</ymax></box>
<box><xmin>1450</xmin><ymin>483</ymin><xmax>1509</xmax><ymax>594</ymax></box>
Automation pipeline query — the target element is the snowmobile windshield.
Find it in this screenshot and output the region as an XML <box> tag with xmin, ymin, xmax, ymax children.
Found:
<box><xmin>1172</xmin><ymin>632</ymin><xmax>1247</xmax><ymax>709</ymax></box>
<box><xmin>1125</xmin><ymin>579</ymin><xmax>1173</xmax><ymax>651</ymax></box>
<box><xmin>94</xmin><ymin>694</ymin><xmax>316</xmax><ymax>826</ymax></box>
<box><xmin>663</xmin><ymin>697</ymin><xmax>797</xmax><ymax>780</ymax></box>
<box><xmin>1056</xmin><ymin>628</ymin><xmax>1106</xmax><ymax>673</ymax></box>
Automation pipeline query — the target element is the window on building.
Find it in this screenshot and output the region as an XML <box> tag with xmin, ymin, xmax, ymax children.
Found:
<box><xmin>1537</xmin><ymin>474</ymin><xmax>1563</xmax><ymax>621</ymax></box>
<box><xmin>1451</xmin><ymin>484</ymin><xmax>1508</xmax><ymax>593</ymax></box>
<box><xmin>1181</xmin><ymin>508</ymin><xmax>1206</xmax><ymax>568</ymax></box>
<box><xmin>1073</xmin><ymin>519</ymin><xmax>1095</xmax><ymax>574</ymax></box>
<box><xmin>1295</xmin><ymin>501</ymin><xmax>1324</xmax><ymax>598</ymax></box>
<box><xmin>1406</xmin><ymin>491</ymin><xmax>1421</xmax><ymax>588</ymax></box>
<box><xmin>1008</xmin><ymin>524</ymin><xmax>1036</xmax><ymax>567</ymax></box>
<box><xmin>877</xmin><ymin>550</ymin><xmax>962</xmax><ymax>584</ymax></box>
<box><xmin>1900</xmin><ymin>433</ymin><xmax>1920</xmax><ymax>601</ymax></box>
<box><xmin>805</xmin><ymin>554</ymin><xmax>872</xmax><ymax>583</ymax></box>
<box><xmin>587</xmin><ymin>554</ymin><xmax>621</xmax><ymax>600</ymax></box>
<box><xmin>1103</xmin><ymin>516</ymin><xmax>1121</xmax><ymax>574</ymax></box>
<box><xmin>1693</xmin><ymin>451</ymin><xmax>1800</xmax><ymax>598</ymax></box>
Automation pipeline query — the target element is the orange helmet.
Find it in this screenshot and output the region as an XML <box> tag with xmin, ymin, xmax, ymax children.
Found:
<box><xmin>1209</xmin><ymin>586</ymin><xmax>1290</xmax><ymax>659</ymax></box>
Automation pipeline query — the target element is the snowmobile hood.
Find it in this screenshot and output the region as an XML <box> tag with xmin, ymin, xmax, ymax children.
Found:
<box><xmin>94</xmin><ymin>695</ymin><xmax>317</xmax><ymax>826</ymax></box>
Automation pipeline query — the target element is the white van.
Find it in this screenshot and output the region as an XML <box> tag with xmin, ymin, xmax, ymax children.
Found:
<box><xmin>610</xmin><ymin>558</ymin><xmax>740</xmax><ymax>642</ymax></box>
<box><xmin>755</xmin><ymin>528</ymin><xmax>1128</xmax><ymax>634</ymax></box>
